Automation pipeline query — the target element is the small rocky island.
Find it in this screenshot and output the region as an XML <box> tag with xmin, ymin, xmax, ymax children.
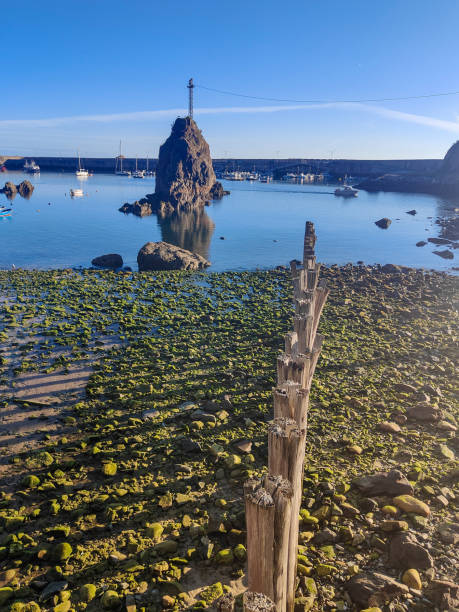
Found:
<box><xmin>0</xmin><ymin>180</ymin><xmax>34</xmax><ymax>199</ymax></box>
<box><xmin>120</xmin><ymin>116</ymin><xmax>229</xmax><ymax>217</ymax></box>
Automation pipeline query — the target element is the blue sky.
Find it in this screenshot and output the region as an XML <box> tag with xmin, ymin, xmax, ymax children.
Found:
<box><xmin>3</xmin><ymin>0</ymin><xmax>459</xmax><ymax>159</ymax></box>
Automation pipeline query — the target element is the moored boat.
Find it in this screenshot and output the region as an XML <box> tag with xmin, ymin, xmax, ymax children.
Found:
<box><xmin>76</xmin><ymin>152</ymin><xmax>89</xmax><ymax>178</ymax></box>
<box><xmin>23</xmin><ymin>160</ymin><xmax>40</xmax><ymax>174</ymax></box>
<box><xmin>334</xmin><ymin>184</ymin><xmax>358</xmax><ymax>197</ymax></box>
<box><xmin>70</xmin><ymin>188</ymin><xmax>84</xmax><ymax>197</ymax></box>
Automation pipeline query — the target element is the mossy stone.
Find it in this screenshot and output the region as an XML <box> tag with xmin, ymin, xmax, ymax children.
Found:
<box><xmin>215</xmin><ymin>549</ymin><xmax>234</xmax><ymax>565</ymax></box>
<box><xmin>79</xmin><ymin>584</ymin><xmax>97</xmax><ymax>602</ymax></box>
<box><xmin>102</xmin><ymin>462</ymin><xmax>117</xmax><ymax>477</ymax></box>
<box><xmin>154</xmin><ymin>540</ymin><xmax>178</xmax><ymax>555</ymax></box>
<box><xmin>52</xmin><ymin>542</ymin><xmax>72</xmax><ymax>561</ymax></box>
<box><xmin>146</xmin><ymin>522</ymin><xmax>164</xmax><ymax>540</ymax></box>
<box><xmin>200</xmin><ymin>582</ymin><xmax>223</xmax><ymax>604</ymax></box>
<box><xmin>0</xmin><ymin>587</ymin><xmax>13</xmax><ymax>605</ymax></box>
<box><xmin>53</xmin><ymin>602</ymin><xmax>70</xmax><ymax>612</ymax></box>
<box><xmin>22</xmin><ymin>475</ymin><xmax>40</xmax><ymax>489</ymax></box>
<box><xmin>316</xmin><ymin>564</ymin><xmax>337</xmax><ymax>576</ymax></box>
<box><xmin>101</xmin><ymin>590</ymin><xmax>121</xmax><ymax>609</ymax></box>
<box><xmin>233</xmin><ymin>543</ymin><xmax>246</xmax><ymax>561</ymax></box>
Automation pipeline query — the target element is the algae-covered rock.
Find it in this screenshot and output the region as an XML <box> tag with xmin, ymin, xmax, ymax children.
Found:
<box><xmin>402</xmin><ymin>569</ymin><xmax>422</xmax><ymax>590</ymax></box>
<box><xmin>22</xmin><ymin>474</ymin><xmax>40</xmax><ymax>489</ymax></box>
<box><xmin>215</xmin><ymin>549</ymin><xmax>234</xmax><ymax>565</ymax></box>
<box><xmin>145</xmin><ymin>522</ymin><xmax>164</xmax><ymax>541</ymax></box>
<box><xmin>316</xmin><ymin>564</ymin><xmax>337</xmax><ymax>576</ymax></box>
<box><xmin>101</xmin><ymin>590</ymin><xmax>121</xmax><ymax>609</ymax></box>
<box><xmin>200</xmin><ymin>582</ymin><xmax>223</xmax><ymax>604</ymax></box>
<box><xmin>52</xmin><ymin>542</ymin><xmax>72</xmax><ymax>562</ymax></box>
<box><xmin>393</xmin><ymin>495</ymin><xmax>430</xmax><ymax>517</ymax></box>
<box><xmin>233</xmin><ymin>543</ymin><xmax>247</xmax><ymax>561</ymax></box>
<box><xmin>0</xmin><ymin>587</ymin><xmax>13</xmax><ymax>605</ymax></box>
<box><xmin>79</xmin><ymin>584</ymin><xmax>97</xmax><ymax>602</ymax></box>
<box><xmin>102</xmin><ymin>462</ymin><xmax>117</xmax><ymax>477</ymax></box>
<box><xmin>53</xmin><ymin>602</ymin><xmax>70</xmax><ymax>612</ymax></box>
<box><xmin>154</xmin><ymin>540</ymin><xmax>178</xmax><ymax>555</ymax></box>
<box><xmin>158</xmin><ymin>492</ymin><xmax>173</xmax><ymax>509</ymax></box>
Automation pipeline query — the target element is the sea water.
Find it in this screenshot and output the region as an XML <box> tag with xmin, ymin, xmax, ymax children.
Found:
<box><xmin>0</xmin><ymin>171</ymin><xmax>457</xmax><ymax>271</ymax></box>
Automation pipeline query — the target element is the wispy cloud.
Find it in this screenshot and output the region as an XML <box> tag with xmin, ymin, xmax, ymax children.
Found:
<box><xmin>1</xmin><ymin>103</ymin><xmax>459</xmax><ymax>133</ymax></box>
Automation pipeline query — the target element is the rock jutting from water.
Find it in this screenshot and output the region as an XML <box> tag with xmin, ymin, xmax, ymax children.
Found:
<box><xmin>0</xmin><ymin>180</ymin><xmax>34</xmax><ymax>199</ymax></box>
<box><xmin>120</xmin><ymin>116</ymin><xmax>229</xmax><ymax>217</ymax></box>
<box><xmin>137</xmin><ymin>241</ymin><xmax>210</xmax><ymax>271</ymax></box>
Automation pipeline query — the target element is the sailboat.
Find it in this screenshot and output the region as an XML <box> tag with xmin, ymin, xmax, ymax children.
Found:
<box><xmin>132</xmin><ymin>157</ymin><xmax>145</xmax><ymax>179</ymax></box>
<box><xmin>115</xmin><ymin>141</ymin><xmax>131</xmax><ymax>176</ymax></box>
<box><xmin>76</xmin><ymin>151</ymin><xmax>89</xmax><ymax>178</ymax></box>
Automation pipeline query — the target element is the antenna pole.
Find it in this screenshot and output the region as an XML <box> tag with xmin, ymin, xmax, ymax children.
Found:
<box><xmin>187</xmin><ymin>78</ymin><xmax>194</xmax><ymax>119</ymax></box>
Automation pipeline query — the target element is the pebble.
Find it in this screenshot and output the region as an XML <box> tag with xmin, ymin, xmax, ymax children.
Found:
<box><xmin>393</xmin><ymin>495</ymin><xmax>430</xmax><ymax>517</ymax></box>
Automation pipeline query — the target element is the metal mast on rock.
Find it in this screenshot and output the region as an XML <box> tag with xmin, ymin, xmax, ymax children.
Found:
<box><xmin>187</xmin><ymin>78</ymin><xmax>194</xmax><ymax>119</ymax></box>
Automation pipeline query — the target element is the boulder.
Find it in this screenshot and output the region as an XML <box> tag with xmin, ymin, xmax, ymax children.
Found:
<box><xmin>0</xmin><ymin>181</ymin><xmax>17</xmax><ymax>197</ymax></box>
<box><xmin>91</xmin><ymin>254</ymin><xmax>123</xmax><ymax>269</ymax></box>
<box><xmin>353</xmin><ymin>470</ymin><xmax>413</xmax><ymax>497</ymax></box>
<box><xmin>209</xmin><ymin>182</ymin><xmax>229</xmax><ymax>199</ymax></box>
<box><xmin>406</xmin><ymin>402</ymin><xmax>442</xmax><ymax>422</ymax></box>
<box><xmin>406</xmin><ymin>209</ymin><xmax>417</xmax><ymax>215</ymax></box>
<box><xmin>137</xmin><ymin>241</ymin><xmax>210</xmax><ymax>271</ymax></box>
<box><xmin>119</xmin><ymin>200</ymin><xmax>154</xmax><ymax>217</ymax></box>
<box><xmin>425</xmin><ymin>579</ymin><xmax>459</xmax><ymax>610</ymax></box>
<box><xmin>17</xmin><ymin>180</ymin><xmax>34</xmax><ymax>198</ymax></box>
<box><xmin>416</xmin><ymin>240</ymin><xmax>427</xmax><ymax>247</ymax></box>
<box><xmin>375</xmin><ymin>218</ymin><xmax>392</xmax><ymax>229</ymax></box>
<box><xmin>346</xmin><ymin>572</ymin><xmax>408</xmax><ymax>607</ymax></box>
<box><xmin>388</xmin><ymin>532</ymin><xmax>433</xmax><ymax>570</ymax></box>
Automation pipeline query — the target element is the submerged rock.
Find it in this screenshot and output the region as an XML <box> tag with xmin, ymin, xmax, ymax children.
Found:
<box><xmin>433</xmin><ymin>249</ymin><xmax>454</xmax><ymax>259</ymax></box>
<box><xmin>137</xmin><ymin>241</ymin><xmax>210</xmax><ymax>271</ymax></box>
<box><xmin>375</xmin><ymin>218</ymin><xmax>392</xmax><ymax>229</ymax></box>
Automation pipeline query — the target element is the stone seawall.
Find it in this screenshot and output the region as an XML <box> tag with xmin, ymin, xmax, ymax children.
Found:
<box><xmin>4</xmin><ymin>156</ymin><xmax>441</xmax><ymax>178</ymax></box>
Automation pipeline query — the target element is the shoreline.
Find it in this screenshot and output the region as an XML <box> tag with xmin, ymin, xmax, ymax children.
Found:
<box><xmin>0</xmin><ymin>266</ymin><xmax>457</xmax><ymax>610</ymax></box>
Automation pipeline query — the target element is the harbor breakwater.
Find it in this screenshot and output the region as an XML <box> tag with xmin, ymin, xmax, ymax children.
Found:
<box><xmin>4</xmin><ymin>156</ymin><xmax>441</xmax><ymax>179</ymax></box>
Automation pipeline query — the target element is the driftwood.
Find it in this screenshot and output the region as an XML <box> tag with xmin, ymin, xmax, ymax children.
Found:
<box><xmin>244</xmin><ymin>221</ymin><xmax>328</xmax><ymax>612</ymax></box>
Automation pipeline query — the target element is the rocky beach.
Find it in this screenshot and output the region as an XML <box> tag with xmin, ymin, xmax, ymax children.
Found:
<box><xmin>0</xmin><ymin>264</ymin><xmax>457</xmax><ymax>611</ymax></box>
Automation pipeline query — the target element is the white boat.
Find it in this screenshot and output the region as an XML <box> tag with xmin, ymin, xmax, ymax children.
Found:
<box><xmin>222</xmin><ymin>171</ymin><xmax>245</xmax><ymax>181</ymax></box>
<box><xmin>115</xmin><ymin>141</ymin><xmax>131</xmax><ymax>176</ymax></box>
<box><xmin>76</xmin><ymin>152</ymin><xmax>89</xmax><ymax>177</ymax></box>
<box><xmin>334</xmin><ymin>183</ymin><xmax>358</xmax><ymax>197</ymax></box>
<box><xmin>246</xmin><ymin>173</ymin><xmax>259</xmax><ymax>181</ymax></box>
<box><xmin>70</xmin><ymin>188</ymin><xmax>84</xmax><ymax>197</ymax></box>
<box><xmin>132</xmin><ymin>157</ymin><xmax>145</xmax><ymax>179</ymax></box>
<box><xmin>23</xmin><ymin>160</ymin><xmax>40</xmax><ymax>173</ymax></box>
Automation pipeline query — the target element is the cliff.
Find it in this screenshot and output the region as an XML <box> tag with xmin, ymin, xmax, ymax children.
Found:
<box><xmin>356</xmin><ymin>141</ymin><xmax>459</xmax><ymax>196</ymax></box>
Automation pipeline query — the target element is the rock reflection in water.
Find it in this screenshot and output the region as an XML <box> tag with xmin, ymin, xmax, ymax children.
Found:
<box><xmin>156</xmin><ymin>208</ymin><xmax>215</xmax><ymax>259</ymax></box>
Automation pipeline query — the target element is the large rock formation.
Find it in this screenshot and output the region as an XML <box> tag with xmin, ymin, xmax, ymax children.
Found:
<box><xmin>137</xmin><ymin>241</ymin><xmax>210</xmax><ymax>271</ymax></box>
<box><xmin>154</xmin><ymin>116</ymin><xmax>225</xmax><ymax>211</ymax></box>
<box><xmin>120</xmin><ymin>117</ymin><xmax>229</xmax><ymax>217</ymax></box>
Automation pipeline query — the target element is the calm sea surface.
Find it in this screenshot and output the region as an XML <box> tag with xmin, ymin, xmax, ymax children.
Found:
<box><xmin>0</xmin><ymin>171</ymin><xmax>457</xmax><ymax>272</ymax></box>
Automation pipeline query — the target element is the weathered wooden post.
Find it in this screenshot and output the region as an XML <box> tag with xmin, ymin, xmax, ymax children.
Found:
<box><xmin>245</xmin><ymin>221</ymin><xmax>329</xmax><ymax>612</ymax></box>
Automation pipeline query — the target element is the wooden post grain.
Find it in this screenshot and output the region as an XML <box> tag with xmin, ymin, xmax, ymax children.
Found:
<box><xmin>245</xmin><ymin>221</ymin><xmax>328</xmax><ymax>612</ymax></box>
